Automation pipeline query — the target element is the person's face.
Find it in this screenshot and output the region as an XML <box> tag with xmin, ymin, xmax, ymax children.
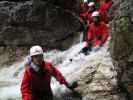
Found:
<box><xmin>32</xmin><ymin>54</ymin><xmax>44</xmax><ymax>65</ymax></box>
<box><xmin>88</xmin><ymin>6</ymin><xmax>95</xmax><ymax>13</ymax></box>
<box><xmin>93</xmin><ymin>16</ymin><xmax>100</xmax><ymax>23</ymax></box>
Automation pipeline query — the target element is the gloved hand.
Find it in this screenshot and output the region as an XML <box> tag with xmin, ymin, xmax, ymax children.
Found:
<box><xmin>68</xmin><ymin>81</ymin><xmax>78</xmax><ymax>91</ymax></box>
<box><xmin>93</xmin><ymin>45</ymin><xmax>101</xmax><ymax>52</ymax></box>
<box><xmin>93</xmin><ymin>44</ymin><xmax>104</xmax><ymax>52</ymax></box>
<box><xmin>100</xmin><ymin>44</ymin><xmax>104</xmax><ymax>48</ymax></box>
<box><xmin>80</xmin><ymin>43</ymin><xmax>92</xmax><ymax>55</ymax></box>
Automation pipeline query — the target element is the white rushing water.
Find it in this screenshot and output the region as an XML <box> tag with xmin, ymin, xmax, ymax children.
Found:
<box><xmin>0</xmin><ymin>40</ymin><xmax>111</xmax><ymax>100</ymax></box>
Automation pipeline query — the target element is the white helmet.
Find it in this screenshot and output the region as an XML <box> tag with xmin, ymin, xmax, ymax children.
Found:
<box><xmin>88</xmin><ymin>2</ymin><xmax>95</xmax><ymax>7</ymax></box>
<box><xmin>84</xmin><ymin>0</ymin><xmax>88</xmax><ymax>3</ymax></box>
<box><xmin>30</xmin><ymin>45</ymin><xmax>43</xmax><ymax>57</ymax></box>
<box><xmin>92</xmin><ymin>11</ymin><xmax>100</xmax><ymax>17</ymax></box>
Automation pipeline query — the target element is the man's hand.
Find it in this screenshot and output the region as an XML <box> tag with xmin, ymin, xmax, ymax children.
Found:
<box><xmin>68</xmin><ymin>81</ymin><xmax>78</xmax><ymax>91</ymax></box>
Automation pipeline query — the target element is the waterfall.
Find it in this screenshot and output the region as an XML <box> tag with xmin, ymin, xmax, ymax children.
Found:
<box><xmin>0</xmin><ymin>40</ymin><xmax>110</xmax><ymax>100</ymax></box>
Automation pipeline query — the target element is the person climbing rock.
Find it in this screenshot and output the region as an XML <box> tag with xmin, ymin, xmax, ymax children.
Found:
<box><xmin>99</xmin><ymin>0</ymin><xmax>113</xmax><ymax>23</ymax></box>
<box><xmin>21</xmin><ymin>45</ymin><xmax>78</xmax><ymax>100</ymax></box>
<box><xmin>99</xmin><ymin>0</ymin><xmax>113</xmax><ymax>13</ymax></box>
<box><xmin>81</xmin><ymin>11</ymin><xmax>109</xmax><ymax>55</ymax></box>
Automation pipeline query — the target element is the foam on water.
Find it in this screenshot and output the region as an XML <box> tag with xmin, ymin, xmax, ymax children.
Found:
<box><xmin>0</xmin><ymin>40</ymin><xmax>110</xmax><ymax>100</ymax></box>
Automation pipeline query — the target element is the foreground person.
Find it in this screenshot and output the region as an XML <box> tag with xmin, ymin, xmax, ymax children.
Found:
<box><xmin>21</xmin><ymin>45</ymin><xmax>77</xmax><ymax>100</ymax></box>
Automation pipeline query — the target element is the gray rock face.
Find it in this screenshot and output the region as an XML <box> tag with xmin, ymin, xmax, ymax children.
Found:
<box><xmin>76</xmin><ymin>45</ymin><xmax>123</xmax><ymax>100</ymax></box>
<box><xmin>0</xmin><ymin>0</ymin><xmax>80</xmax><ymax>66</ymax></box>
<box><xmin>110</xmin><ymin>0</ymin><xmax>133</xmax><ymax>99</ymax></box>
<box><xmin>0</xmin><ymin>0</ymin><xmax>80</xmax><ymax>48</ymax></box>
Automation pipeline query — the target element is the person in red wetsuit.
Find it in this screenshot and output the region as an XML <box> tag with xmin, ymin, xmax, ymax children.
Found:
<box><xmin>99</xmin><ymin>0</ymin><xmax>113</xmax><ymax>13</ymax></box>
<box><xmin>80</xmin><ymin>1</ymin><xmax>89</xmax><ymax>42</ymax></box>
<box><xmin>80</xmin><ymin>2</ymin><xmax>96</xmax><ymax>42</ymax></box>
<box><xmin>21</xmin><ymin>45</ymin><xmax>77</xmax><ymax>100</ymax></box>
<box><xmin>99</xmin><ymin>0</ymin><xmax>113</xmax><ymax>23</ymax></box>
<box><xmin>87</xmin><ymin>11</ymin><xmax>109</xmax><ymax>47</ymax></box>
<box><xmin>80</xmin><ymin>1</ymin><xmax>96</xmax><ymax>24</ymax></box>
<box><xmin>80</xmin><ymin>1</ymin><xmax>88</xmax><ymax>13</ymax></box>
<box><xmin>80</xmin><ymin>1</ymin><xmax>89</xmax><ymax>21</ymax></box>
<box><xmin>81</xmin><ymin>11</ymin><xmax>109</xmax><ymax>55</ymax></box>
<box><xmin>86</xmin><ymin>2</ymin><xmax>96</xmax><ymax>25</ymax></box>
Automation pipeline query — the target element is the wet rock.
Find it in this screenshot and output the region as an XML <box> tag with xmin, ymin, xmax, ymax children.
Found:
<box><xmin>110</xmin><ymin>0</ymin><xmax>133</xmax><ymax>99</ymax></box>
<box><xmin>0</xmin><ymin>46</ymin><xmax>27</xmax><ymax>67</ymax></box>
<box><xmin>0</xmin><ymin>0</ymin><xmax>80</xmax><ymax>48</ymax></box>
<box><xmin>0</xmin><ymin>0</ymin><xmax>80</xmax><ymax>66</ymax></box>
<box><xmin>76</xmin><ymin>49</ymin><xmax>120</xmax><ymax>100</ymax></box>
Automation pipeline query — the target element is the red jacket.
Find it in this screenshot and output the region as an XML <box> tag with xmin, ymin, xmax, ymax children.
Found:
<box><xmin>99</xmin><ymin>0</ymin><xmax>113</xmax><ymax>13</ymax></box>
<box><xmin>86</xmin><ymin>21</ymin><xmax>109</xmax><ymax>46</ymax></box>
<box><xmin>86</xmin><ymin>12</ymin><xmax>93</xmax><ymax>25</ymax></box>
<box><xmin>99</xmin><ymin>11</ymin><xmax>109</xmax><ymax>24</ymax></box>
<box><xmin>80</xmin><ymin>3</ymin><xmax>89</xmax><ymax>13</ymax></box>
<box><xmin>99</xmin><ymin>0</ymin><xmax>113</xmax><ymax>23</ymax></box>
<box><xmin>80</xmin><ymin>3</ymin><xmax>89</xmax><ymax>21</ymax></box>
<box><xmin>80</xmin><ymin>11</ymin><xmax>94</xmax><ymax>26</ymax></box>
<box><xmin>21</xmin><ymin>61</ymin><xmax>69</xmax><ymax>100</ymax></box>
<box><xmin>80</xmin><ymin>11</ymin><xmax>88</xmax><ymax>21</ymax></box>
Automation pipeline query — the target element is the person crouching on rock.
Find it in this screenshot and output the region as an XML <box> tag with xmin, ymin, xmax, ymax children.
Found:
<box><xmin>81</xmin><ymin>11</ymin><xmax>109</xmax><ymax>55</ymax></box>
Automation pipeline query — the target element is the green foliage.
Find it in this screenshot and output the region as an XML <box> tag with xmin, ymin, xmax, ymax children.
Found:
<box><xmin>119</xmin><ymin>17</ymin><xmax>130</xmax><ymax>33</ymax></box>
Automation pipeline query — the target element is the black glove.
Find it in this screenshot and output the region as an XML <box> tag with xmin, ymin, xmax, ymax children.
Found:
<box><xmin>68</xmin><ymin>81</ymin><xmax>78</xmax><ymax>90</ymax></box>
<box><xmin>81</xmin><ymin>44</ymin><xmax>92</xmax><ymax>55</ymax></box>
<box><xmin>100</xmin><ymin>44</ymin><xmax>104</xmax><ymax>48</ymax></box>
